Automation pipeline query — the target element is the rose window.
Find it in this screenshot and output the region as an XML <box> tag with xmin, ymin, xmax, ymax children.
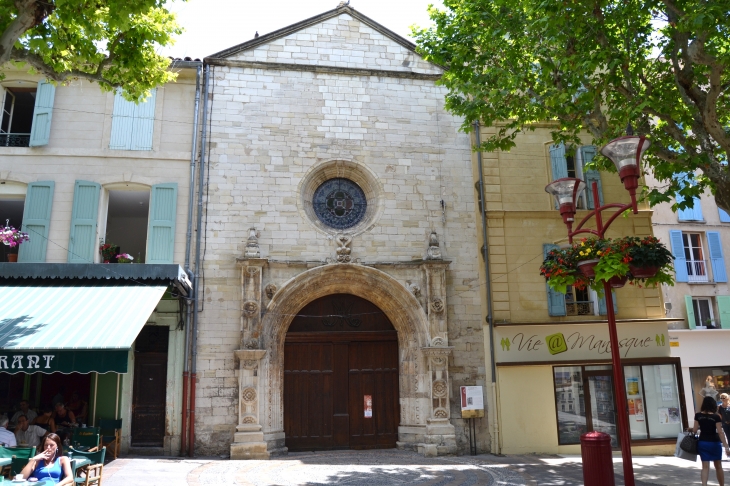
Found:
<box><xmin>312</xmin><ymin>178</ymin><xmax>367</xmax><ymax>230</ymax></box>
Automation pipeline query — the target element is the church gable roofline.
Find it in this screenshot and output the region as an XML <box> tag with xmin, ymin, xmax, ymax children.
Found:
<box><xmin>206</xmin><ymin>5</ymin><xmax>422</xmax><ymax>61</ymax></box>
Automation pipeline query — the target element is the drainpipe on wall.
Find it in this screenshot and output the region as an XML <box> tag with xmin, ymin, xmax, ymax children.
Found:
<box><xmin>190</xmin><ymin>64</ymin><xmax>211</xmax><ymax>457</ymax></box>
<box><xmin>181</xmin><ymin>62</ymin><xmax>202</xmax><ymax>457</ymax></box>
<box><xmin>474</xmin><ymin>121</ymin><xmax>500</xmax><ymax>454</ymax></box>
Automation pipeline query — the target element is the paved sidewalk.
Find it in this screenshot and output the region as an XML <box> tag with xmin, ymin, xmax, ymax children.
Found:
<box><xmin>99</xmin><ymin>450</ymin><xmax>728</xmax><ymax>485</ymax></box>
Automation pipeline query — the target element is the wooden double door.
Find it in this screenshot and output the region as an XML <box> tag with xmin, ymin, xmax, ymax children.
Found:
<box><xmin>284</xmin><ymin>294</ymin><xmax>400</xmax><ymax>451</ymax></box>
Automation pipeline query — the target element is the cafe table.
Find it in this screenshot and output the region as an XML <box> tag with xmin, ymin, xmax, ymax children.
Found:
<box><xmin>0</xmin><ymin>457</ymin><xmax>11</xmax><ymax>467</ymax></box>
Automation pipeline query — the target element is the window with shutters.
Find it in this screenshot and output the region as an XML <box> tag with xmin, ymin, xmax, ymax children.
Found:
<box><xmin>1</xmin><ymin>81</ymin><xmax>55</xmax><ymax>148</ymax></box>
<box><xmin>549</xmin><ymin>144</ymin><xmax>603</xmax><ymax>210</ymax></box>
<box><xmin>98</xmin><ymin>183</ymin><xmax>177</xmax><ymax>264</ymax></box>
<box><xmin>565</xmin><ymin>285</ymin><xmax>594</xmax><ymax>316</ymax></box>
<box><xmin>672</xmin><ymin>231</ymin><xmax>728</xmax><ymax>284</ymax></box>
<box><xmin>682</xmin><ymin>233</ymin><xmax>709</xmax><ymax>282</ymax></box>
<box><xmin>691</xmin><ymin>298</ymin><xmax>716</xmax><ymax>328</ymax></box>
<box><xmin>110</xmin><ymin>90</ymin><xmax>156</xmax><ymax>151</ymax></box>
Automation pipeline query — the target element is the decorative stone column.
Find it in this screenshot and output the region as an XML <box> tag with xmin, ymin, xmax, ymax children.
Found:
<box><xmin>231</xmin><ymin>349</ymin><xmax>269</xmax><ymax>459</ymax></box>
<box><xmin>420</xmin><ymin>345</ymin><xmax>457</xmax><ymax>456</ymax></box>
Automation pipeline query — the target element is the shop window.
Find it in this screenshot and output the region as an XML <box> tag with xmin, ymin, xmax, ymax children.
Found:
<box><xmin>689</xmin><ymin>368</ymin><xmax>730</xmax><ymax>412</ymax></box>
<box><xmin>1</xmin><ymin>81</ymin><xmax>55</xmax><ymax>147</ymax></box>
<box><xmin>553</xmin><ymin>363</ymin><xmax>683</xmax><ymax>446</ymax></box>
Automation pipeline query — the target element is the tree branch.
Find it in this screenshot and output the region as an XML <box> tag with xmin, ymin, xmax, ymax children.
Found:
<box><xmin>10</xmin><ymin>47</ymin><xmax>122</xmax><ymax>89</ymax></box>
<box><xmin>0</xmin><ymin>0</ymin><xmax>39</xmax><ymax>65</ymax></box>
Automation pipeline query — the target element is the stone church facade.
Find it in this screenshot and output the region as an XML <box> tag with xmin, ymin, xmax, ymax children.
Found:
<box><xmin>195</xmin><ymin>5</ymin><xmax>487</xmax><ymax>457</ymax></box>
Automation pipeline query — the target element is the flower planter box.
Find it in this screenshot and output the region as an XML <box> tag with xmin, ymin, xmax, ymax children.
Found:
<box><xmin>608</xmin><ymin>275</ymin><xmax>628</xmax><ymax>288</ymax></box>
<box><xmin>7</xmin><ymin>254</ymin><xmax>18</xmax><ymax>262</ymax></box>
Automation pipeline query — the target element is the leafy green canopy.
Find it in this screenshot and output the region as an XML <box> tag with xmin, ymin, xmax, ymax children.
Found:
<box><xmin>413</xmin><ymin>0</ymin><xmax>730</xmax><ymax>211</ymax></box>
<box><xmin>0</xmin><ymin>0</ymin><xmax>183</xmax><ymax>101</ymax></box>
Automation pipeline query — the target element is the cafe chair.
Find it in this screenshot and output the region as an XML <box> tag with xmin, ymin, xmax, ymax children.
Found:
<box><xmin>4</xmin><ymin>446</ymin><xmax>36</xmax><ymax>477</ymax></box>
<box><xmin>98</xmin><ymin>419</ymin><xmax>122</xmax><ymax>460</ymax></box>
<box><xmin>72</xmin><ymin>427</ymin><xmax>101</xmax><ymax>452</ymax></box>
<box><xmin>0</xmin><ymin>446</ymin><xmax>16</xmax><ymax>478</ymax></box>
<box><xmin>69</xmin><ymin>446</ymin><xmax>105</xmax><ymax>486</ymax></box>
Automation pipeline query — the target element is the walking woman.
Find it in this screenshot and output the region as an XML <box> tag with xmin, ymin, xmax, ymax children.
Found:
<box><xmin>693</xmin><ymin>396</ymin><xmax>730</xmax><ymax>486</ymax></box>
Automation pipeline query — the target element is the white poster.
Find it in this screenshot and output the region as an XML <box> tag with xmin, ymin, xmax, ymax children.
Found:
<box><xmin>460</xmin><ymin>386</ymin><xmax>484</xmax><ymax>411</ymax></box>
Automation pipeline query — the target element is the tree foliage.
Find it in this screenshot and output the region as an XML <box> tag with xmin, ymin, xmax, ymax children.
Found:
<box><xmin>413</xmin><ymin>0</ymin><xmax>730</xmax><ymax>211</ymax></box>
<box><xmin>0</xmin><ymin>0</ymin><xmax>182</xmax><ymax>101</ymax></box>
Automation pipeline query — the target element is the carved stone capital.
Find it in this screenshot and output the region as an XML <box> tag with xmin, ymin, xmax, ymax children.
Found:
<box><xmin>235</xmin><ymin>349</ymin><xmax>267</xmax><ymax>365</ymax></box>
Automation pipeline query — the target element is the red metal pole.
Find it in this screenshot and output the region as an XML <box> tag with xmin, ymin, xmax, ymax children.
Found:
<box><xmin>189</xmin><ymin>373</ymin><xmax>196</xmax><ymax>457</ymax></box>
<box><xmin>181</xmin><ymin>370</ymin><xmax>189</xmax><ymax>456</ymax></box>
<box><xmin>603</xmin><ymin>281</ymin><xmax>635</xmax><ymax>486</ymax></box>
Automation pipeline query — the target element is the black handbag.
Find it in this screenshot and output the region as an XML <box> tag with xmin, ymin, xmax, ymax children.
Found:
<box><xmin>680</xmin><ymin>433</ymin><xmax>698</xmax><ymax>454</ymax></box>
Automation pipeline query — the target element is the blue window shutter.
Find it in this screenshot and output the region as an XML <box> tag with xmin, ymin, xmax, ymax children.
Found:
<box><xmin>580</xmin><ymin>145</ymin><xmax>603</xmax><ymax>209</ymax></box>
<box><xmin>130</xmin><ymin>89</ymin><xmax>156</xmax><ymax>151</ymax></box>
<box><xmin>110</xmin><ymin>92</ymin><xmax>135</xmax><ymax>150</ymax></box>
<box><xmin>549</xmin><ymin>144</ymin><xmax>568</xmax><ymax>180</ymax></box>
<box><xmin>719</xmin><ymin>208</ymin><xmax>730</xmax><ymax>223</ymax></box>
<box><xmin>692</xmin><ymin>197</ymin><xmax>704</xmax><ymax>221</ymax></box>
<box><xmin>28</xmin><ymin>81</ymin><xmax>55</xmax><ymax>147</ymax></box>
<box><xmin>146</xmin><ymin>183</ymin><xmax>178</xmax><ymax>264</ymax></box>
<box><xmin>17</xmin><ymin>181</ymin><xmax>54</xmax><ymax>262</ymax></box>
<box><xmin>669</xmin><ymin>230</ymin><xmax>688</xmax><ymax>282</ymax></box>
<box><xmin>598</xmin><ymin>291</ymin><xmax>618</xmax><ymax>316</ymax></box>
<box><xmin>68</xmin><ymin>181</ymin><xmax>100</xmax><ymax>263</ymax></box>
<box><xmin>685</xmin><ymin>295</ymin><xmax>696</xmax><ymax>329</ymax></box>
<box><xmin>717</xmin><ymin>296</ymin><xmax>730</xmax><ymax>329</ymax></box>
<box><xmin>544</xmin><ymin>243</ymin><xmax>566</xmax><ymax>316</ymax></box>
<box><xmin>707</xmin><ymin>231</ymin><xmax>727</xmax><ymax>283</ymax></box>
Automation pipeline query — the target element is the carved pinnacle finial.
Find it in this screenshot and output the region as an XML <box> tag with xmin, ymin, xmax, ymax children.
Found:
<box><xmin>244</xmin><ymin>227</ymin><xmax>260</xmax><ymax>258</ymax></box>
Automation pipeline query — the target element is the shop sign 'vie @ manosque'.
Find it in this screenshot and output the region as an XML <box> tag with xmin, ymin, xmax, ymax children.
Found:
<box><xmin>494</xmin><ymin>322</ymin><xmax>670</xmax><ymax>363</ymax></box>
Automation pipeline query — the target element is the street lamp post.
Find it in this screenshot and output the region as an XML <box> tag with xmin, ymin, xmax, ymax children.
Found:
<box><xmin>545</xmin><ymin>135</ymin><xmax>651</xmax><ymax>486</ymax></box>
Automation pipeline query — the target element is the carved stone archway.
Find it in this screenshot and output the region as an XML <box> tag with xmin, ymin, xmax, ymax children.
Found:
<box><xmin>230</xmin><ymin>262</ymin><xmax>457</xmax><ymax>458</ymax></box>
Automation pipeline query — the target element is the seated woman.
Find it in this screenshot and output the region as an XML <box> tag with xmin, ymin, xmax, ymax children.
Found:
<box><xmin>32</xmin><ymin>407</ymin><xmax>56</xmax><ymax>433</ymax></box>
<box><xmin>20</xmin><ymin>433</ymin><xmax>73</xmax><ymax>484</ymax></box>
<box><xmin>66</xmin><ymin>392</ymin><xmax>88</xmax><ymax>425</ymax></box>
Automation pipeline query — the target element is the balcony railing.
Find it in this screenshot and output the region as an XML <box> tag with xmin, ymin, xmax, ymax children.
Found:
<box><xmin>687</xmin><ymin>260</ymin><xmax>709</xmax><ymax>283</ymax></box>
<box><xmin>0</xmin><ymin>133</ymin><xmax>31</xmax><ymax>147</ymax></box>
<box><xmin>566</xmin><ymin>301</ymin><xmax>594</xmax><ymax>316</ymax></box>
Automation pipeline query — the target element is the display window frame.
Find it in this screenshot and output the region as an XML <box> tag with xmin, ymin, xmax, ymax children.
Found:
<box><xmin>550</xmin><ymin>358</ymin><xmax>687</xmax><ymax>447</ymax></box>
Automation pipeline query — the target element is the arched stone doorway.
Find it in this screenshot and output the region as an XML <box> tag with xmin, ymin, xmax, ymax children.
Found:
<box><xmin>284</xmin><ymin>293</ymin><xmax>400</xmax><ymax>451</ymax></box>
<box><xmin>231</xmin><ymin>262</ymin><xmax>456</xmax><ymax>459</ymax></box>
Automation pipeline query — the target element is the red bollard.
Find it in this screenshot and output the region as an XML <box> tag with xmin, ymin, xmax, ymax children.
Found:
<box><xmin>580</xmin><ymin>431</ymin><xmax>615</xmax><ymax>486</ymax></box>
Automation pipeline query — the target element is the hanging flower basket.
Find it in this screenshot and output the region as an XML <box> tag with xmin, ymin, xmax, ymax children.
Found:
<box><xmin>608</xmin><ymin>275</ymin><xmax>628</xmax><ymax>288</ymax></box>
<box><xmin>628</xmin><ymin>265</ymin><xmax>659</xmax><ymax>279</ymax></box>
<box><xmin>577</xmin><ymin>259</ymin><xmax>600</xmax><ymax>278</ymax></box>
<box><xmin>1</xmin><ymin>223</ymin><xmax>29</xmax><ymax>248</ymax></box>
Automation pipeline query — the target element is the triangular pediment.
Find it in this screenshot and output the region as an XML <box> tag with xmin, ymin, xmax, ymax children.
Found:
<box><xmin>207</xmin><ymin>6</ymin><xmax>443</xmax><ymax>76</ymax></box>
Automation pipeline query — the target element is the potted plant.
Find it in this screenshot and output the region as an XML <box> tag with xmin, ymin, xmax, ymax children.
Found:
<box><xmin>116</xmin><ymin>253</ymin><xmax>134</xmax><ymax>263</ymax></box>
<box><xmin>593</xmin><ymin>239</ymin><xmax>631</xmax><ymax>288</ymax></box>
<box><xmin>572</xmin><ymin>238</ymin><xmax>608</xmax><ymax>279</ymax></box>
<box><xmin>540</xmin><ymin>246</ymin><xmax>590</xmax><ymax>294</ymax></box>
<box><xmin>624</xmin><ymin>236</ymin><xmax>674</xmax><ymax>279</ymax></box>
<box><xmin>99</xmin><ymin>242</ymin><xmax>120</xmax><ymax>263</ymax></box>
<box><xmin>1</xmin><ymin>222</ymin><xmax>30</xmax><ymax>262</ymax></box>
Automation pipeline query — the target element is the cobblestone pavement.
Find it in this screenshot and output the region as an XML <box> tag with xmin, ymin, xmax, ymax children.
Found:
<box><xmin>100</xmin><ymin>450</ymin><xmax>728</xmax><ymax>486</ymax></box>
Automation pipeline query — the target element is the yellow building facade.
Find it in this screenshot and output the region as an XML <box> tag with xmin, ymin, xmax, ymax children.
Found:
<box><xmin>474</xmin><ymin>124</ymin><xmax>685</xmax><ymax>455</ymax></box>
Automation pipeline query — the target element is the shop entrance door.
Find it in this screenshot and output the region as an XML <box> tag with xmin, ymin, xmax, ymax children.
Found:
<box><xmin>131</xmin><ymin>326</ymin><xmax>169</xmax><ymax>447</ymax></box>
<box><xmin>283</xmin><ymin>294</ymin><xmax>399</xmax><ymax>452</ymax></box>
<box><xmin>583</xmin><ymin>370</ymin><xmax>619</xmax><ymax>446</ymax></box>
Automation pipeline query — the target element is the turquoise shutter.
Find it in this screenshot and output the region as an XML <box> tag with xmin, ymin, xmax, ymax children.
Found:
<box><xmin>17</xmin><ymin>181</ymin><xmax>54</xmax><ymax>262</ymax></box>
<box><xmin>130</xmin><ymin>89</ymin><xmax>156</xmax><ymax>150</ymax></box>
<box><xmin>677</xmin><ymin>195</ymin><xmax>703</xmax><ymax>221</ymax></box>
<box><xmin>68</xmin><ymin>181</ymin><xmax>101</xmax><ymax>263</ymax></box>
<box><xmin>598</xmin><ymin>290</ymin><xmax>618</xmax><ymax>316</ymax></box>
<box><xmin>580</xmin><ymin>145</ymin><xmax>603</xmax><ymax>209</ymax></box>
<box><xmin>549</xmin><ymin>144</ymin><xmax>568</xmax><ymax>180</ymax></box>
<box><xmin>685</xmin><ymin>295</ymin><xmax>696</xmax><ymax>329</ymax></box>
<box><xmin>110</xmin><ymin>92</ymin><xmax>135</xmax><ymax>150</ymax></box>
<box><xmin>707</xmin><ymin>231</ymin><xmax>727</xmax><ymax>283</ymax></box>
<box><xmin>544</xmin><ymin>243</ymin><xmax>566</xmax><ymax>316</ymax></box>
<box><xmin>717</xmin><ymin>296</ymin><xmax>730</xmax><ymax>329</ymax></box>
<box><xmin>669</xmin><ymin>230</ymin><xmax>688</xmax><ymax>282</ymax></box>
<box><xmin>28</xmin><ymin>81</ymin><xmax>56</xmax><ymax>147</ymax></box>
<box><xmin>146</xmin><ymin>183</ymin><xmax>177</xmax><ymax>263</ymax></box>
<box><xmin>719</xmin><ymin>208</ymin><xmax>730</xmax><ymax>223</ymax></box>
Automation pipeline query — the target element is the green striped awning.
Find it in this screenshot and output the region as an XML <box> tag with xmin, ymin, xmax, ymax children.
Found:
<box><xmin>0</xmin><ymin>285</ymin><xmax>167</xmax><ymax>374</ymax></box>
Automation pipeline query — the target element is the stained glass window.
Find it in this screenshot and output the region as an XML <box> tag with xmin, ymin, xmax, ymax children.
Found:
<box><xmin>312</xmin><ymin>178</ymin><xmax>367</xmax><ymax>230</ymax></box>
